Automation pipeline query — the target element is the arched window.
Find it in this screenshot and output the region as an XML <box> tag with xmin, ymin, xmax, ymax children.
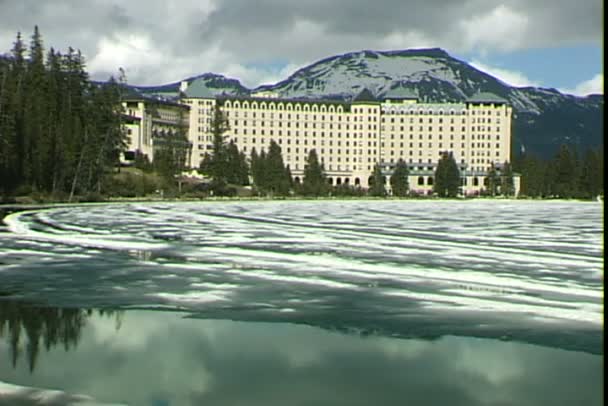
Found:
<box><xmin>225</xmin><ymin>101</ymin><xmax>232</xmax><ymax>108</ymax></box>
<box><xmin>234</xmin><ymin>101</ymin><xmax>240</xmax><ymax>109</ymax></box>
<box><xmin>427</xmin><ymin>177</ymin><xmax>434</xmax><ymax>186</ymax></box>
<box><xmin>418</xmin><ymin>176</ymin><xmax>424</xmax><ymax>185</ymax></box>
<box><xmin>473</xmin><ymin>177</ymin><xmax>479</xmax><ymax>186</ymax></box>
<box><xmin>243</xmin><ymin>101</ymin><xmax>249</xmax><ymax>109</ymax></box>
<box><xmin>252</xmin><ymin>101</ymin><xmax>258</xmax><ymax>110</ymax></box>
<box><xmin>355</xmin><ymin>177</ymin><xmax>360</xmax><ymax>186</ymax></box>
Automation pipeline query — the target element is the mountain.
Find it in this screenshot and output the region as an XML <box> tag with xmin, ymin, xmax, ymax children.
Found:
<box><xmin>132</xmin><ymin>72</ymin><xmax>249</xmax><ymax>99</ymax></box>
<box><xmin>135</xmin><ymin>48</ymin><xmax>603</xmax><ymax>159</ymax></box>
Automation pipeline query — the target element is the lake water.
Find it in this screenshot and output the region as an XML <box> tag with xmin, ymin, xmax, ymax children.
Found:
<box><xmin>0</xmin><ymin>200</ymin><xmax>603</xmax><ymax>405</ymax></box>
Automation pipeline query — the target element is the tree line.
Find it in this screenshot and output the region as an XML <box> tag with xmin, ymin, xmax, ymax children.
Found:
<box><xmin>0</xmin><ymin>27</ymin><xmax>126</xmax><ymax>201</ymax></box>
<box><xmin>513</xmin><ymin>144</ymin><xmax>603</xmax><ymax>199</ymax></box>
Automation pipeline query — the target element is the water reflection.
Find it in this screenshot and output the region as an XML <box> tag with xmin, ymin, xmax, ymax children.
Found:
<box><xmin>0</xmin><ymin>304</ymin><xmax>603</xmax><ymax>406</ymax></box>
<box><xmin>0</xmin><ymin>300</ymin><xmax>122</xmax><ymax>372</ymax></box>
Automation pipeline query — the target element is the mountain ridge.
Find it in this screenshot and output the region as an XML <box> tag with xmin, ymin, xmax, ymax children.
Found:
<box><xmin>131</xmin><ymin>47</ymin><xmax>603</xmax><ymax>159</ymax></box>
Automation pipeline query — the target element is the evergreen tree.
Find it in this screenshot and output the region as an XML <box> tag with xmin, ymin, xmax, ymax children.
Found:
<box><xmin>198</xmin><ymin>104</ymin><xmax>232</xmax><ymax>194</ymax></box>
<box><xmin>368</xmin><ymin>163</ymin><xmax>386</xmax><ymax>197</ymax></box>
<box><xmin>390</xmin><ymin>159</ymin><xmax>409</xmax><ymax>197</ymax></box>
<box><xmin>500</xmin><ymin>161</ymin><xmax>515</xmax><ymax>196</ymax></box>
<box><xmin>0</xmin><ymin>33</ymin><xmax>26</xmax><ymax>197</ymax></box>
<box><xmin>434</xmin><ymin>151</ymin><xmax>460</xmax><ymax>197</ymax></box>
<box><xmin>486</xmin><ymin>165</ymin><xmax>499</xmax><ymax>196</ymax></box>
<box><xmin>225</xmin><ymin>140</ymin><xmax>249</xmax><ymax>185</ymax></box>
<box><xmin>551</xmin><ymin>144</ymin><xmax>579</xmax><ymax>198</ymax></box>
<box><xmin>250</xmin><ymin>148</ymin><xmax>261</xmax><ymax>190</ymax></box>
<box><xmin>514</xmin><ymin>153</ymin><xmax>546</xmax><ymax>197</ymax></box>
<box><xmin>263</xmin><ymin>140</ymin><xmax>291</xmax><ymax>196</ymax></box>
<box><xmin>23</xmin><ymin>25</ymin><xmax>46</xmax><ymax>189</ymax></box>
<box><xmin>301</xmin><ymin>149</ymin><xmax>328</xmax><ymax>196</ymax></box>
<box><xmin>579</xmin><ymin>148</ymin><xmax>603</xmax><ymax>199</ymax></box>
<box><xmin>0</xmin><ymin>27</ymin><xmax>126</xmax><ymax>200</ymax></box>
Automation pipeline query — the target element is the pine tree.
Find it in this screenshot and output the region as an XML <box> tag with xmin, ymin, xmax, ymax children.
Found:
<box><xmin>250</xmin><ymin>148</ymin><xmax>261</xmax><ymax>190</ymax></box>
<box><xmin>390</xmin><ymin>159</ymin><xmax>409</xmax><ymax>197</ymax></box>
<box><xmin>514</xmin><ymin>153</ymin><xmax>545</xmax><ymax>197</ymax></box>
<box><xmin>551</xmin><ymin>144</ymin><xmax>579</xmax><ymax>198</ymax></box>
<box><xmin>486</xmin><ymin>165</ymin><xmax>498</xmax><ymax>196</ymax></box>
<box><xmin>301</xmin><ymin>149</ymin><xmax>328</xmax><ymax>196</ymax></box>
<box><xmin>24</xmin><ymin>25</ymin><xmax>47</xmax><ymax>189</ymax></box>
<box><xmin>434</xmin><ymin>151</ymin><xmax>460</xmax><ymax>197</ymax></box>
<box><xmin>500</xmin><ymin>161</ymin><xmax>515</xmax><ymax>196</ymax></box>
<box><xmin>264</xmin><ymin>140</ymin><xmax>291</xmax><ymax>196</ymax></box>
<box><xmin>1</xmin><ymin>28</ymin><xmax>126</xmax><ymax>200</ymax></box>
<box><xmin>369</xmin><ymin>163</ymin><xmax>386</xmax><ymax>197</ymax></box>
<box><xmin>579</xmin><ymin>148</ymin><xmax>603</xmax><ymax>199</ymax></box>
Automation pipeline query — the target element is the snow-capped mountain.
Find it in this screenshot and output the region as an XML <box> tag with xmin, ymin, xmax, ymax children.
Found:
<box><xmin>132</xmin><ymin>72</ymin><xmax>249</xmax><ymax>99</ymax></box>
<box><xmin>134</xmin><ymin>48</ymin><xmax>603</xmax><ymax>159</ymax></box>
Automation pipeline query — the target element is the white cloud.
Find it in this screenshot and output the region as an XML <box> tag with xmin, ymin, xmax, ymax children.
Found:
<box><xmin>559</xmin><ymin>74</ymin><xmax>603</xmax><ymax>96</ymax></box>
<box><xmin>458</xmin><ymin>5</ymin><xmax>529</xmax><ymax>53</ymax></box>
<box><xmin>88</xmin><ymin>33</ymin><xmax>164</xmax><ymax>79</ymax></box>
<box><xmin>469</xmin><ymin>60</ymin><xmax>540</xmax><ymax>88</ymax></box>
<box><xmin>0</xmin><ymin>0</ymin><xmax>602</xmax><ymax>88</ymax></box>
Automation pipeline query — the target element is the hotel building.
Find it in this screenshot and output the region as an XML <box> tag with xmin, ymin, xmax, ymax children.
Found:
<box><xmin>179</xmin><ymin>79</ymin><xmax>519</xmax><ymax>196</ymax></box>
<box><xmin>121</xmin><ymin>95</ymin><xmax>191</xmax><ymax>165</ymax></box>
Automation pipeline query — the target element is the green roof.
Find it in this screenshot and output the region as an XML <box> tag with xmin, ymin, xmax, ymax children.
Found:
<box><xmin>183</xmin><ymin>79</ymin><xmax>216</xmax><ymax>98</ymax></box>
<box><xmin>383</xmin><ymin>86</ymin><xmax>418</xmax><ymax>100</ymax></box>
<box><xmin>466</xmin><ymin>92</ymin><xmax>508</xmax><ymax>104</ymax></box>
<box><xmin>352</xmin><ymin>88</ymin><xmax>377</xmax><ymax>103</ymax></box>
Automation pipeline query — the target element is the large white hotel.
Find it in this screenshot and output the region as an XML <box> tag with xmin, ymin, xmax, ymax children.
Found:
<box><xmin>123</xmin><ymin>78</ymin><xmax>519</xmax><ymax>196</ymax></box>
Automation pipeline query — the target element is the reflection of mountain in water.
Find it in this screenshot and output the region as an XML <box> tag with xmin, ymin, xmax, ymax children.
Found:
<box><xmin>0</xmin><ymin>300</ymin><xmax>122</xmax><ymax>372</ymax></box>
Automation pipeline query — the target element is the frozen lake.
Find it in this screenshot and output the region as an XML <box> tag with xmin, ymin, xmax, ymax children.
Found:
<box><xmin>0</xmin><ymin>200</ymin><xmax>603</xmax><ymax>405</ymax></box>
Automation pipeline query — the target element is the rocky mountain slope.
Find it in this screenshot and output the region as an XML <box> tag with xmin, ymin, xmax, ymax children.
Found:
<box><xmin>135</xmin><ymin>48</ymin><xmax>603</xmax><ymax>159</ymax></box>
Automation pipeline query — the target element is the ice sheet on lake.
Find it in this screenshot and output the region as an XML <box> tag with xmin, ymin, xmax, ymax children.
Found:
<box><xmin>0</xmin><ymin>200</ymin><xmax>603</xmax><ymax>351</ymax></box>
<box><xmin>0</xmin><ymin>380</ymin><xmax>126</xmax><ymax>405</ymax></box>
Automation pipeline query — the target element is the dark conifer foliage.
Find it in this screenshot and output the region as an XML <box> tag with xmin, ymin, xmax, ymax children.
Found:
<box><xmin>485</xmin><ymin>165</ymin><xmax>499</xmax><ymax>196</ymax></box>
<box><xmin>390</xmin><ymin>159</ymin><xmax>409</xmax><ymax>197</ymax></box>
<box><xmin>433</xmin><ymin>151</ymin><xmax>460</xmax><ymax>197</ymax></box>
<box><xmin>513</xmin><ymin>144</ymin><xmax>603</xmax><ymax>199</ymax></box>
<box><xmin>0</xmin><ymin>27</ymin><xmax>126</xmax><ymax>200</ymax></box>
<box><xmin>369</xmin><ymin>163</ymin><xmax>386</xmax><ymax>197</ymax></box>
<box><xmin>301</xmin><ymin>149</ymin><xmax>328</xmax><ymax>197</ymax></box>
<box><xmin>198</xmin><ymin>105</ymin><xmax>249</xmax><ymax>195</ymax></box>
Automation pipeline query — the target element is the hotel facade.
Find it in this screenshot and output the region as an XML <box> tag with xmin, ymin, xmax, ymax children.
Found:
<box><xmin>182</xmin><ymin>79</ymin><xmax>518</xmax><ymax>196</ymax></box>
<box><xmin>124</xmin><ymin>78</ymin><xmax>520</xmax><ymax>196</ymax></box>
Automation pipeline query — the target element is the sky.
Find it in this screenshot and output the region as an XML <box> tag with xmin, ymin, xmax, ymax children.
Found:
<box><xmin>0</xmin><ymin>0</ymin><xmax>603</xmax><ymax>96</ymax></box>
